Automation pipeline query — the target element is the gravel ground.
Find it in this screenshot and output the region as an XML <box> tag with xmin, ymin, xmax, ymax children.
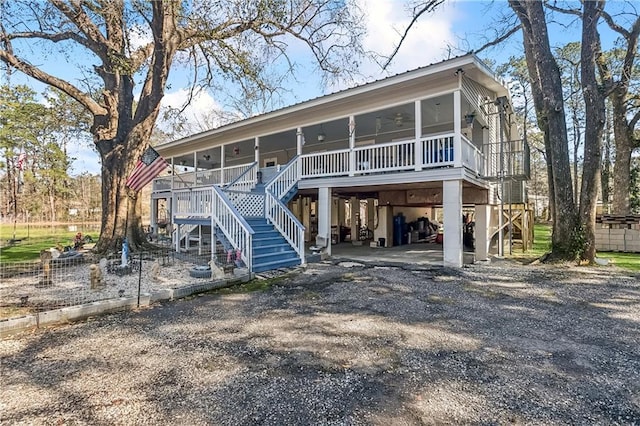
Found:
<box><xmin>1</xmin><ymin>259</ymin><xmax>639</xmax><ymax>425</ymax></box>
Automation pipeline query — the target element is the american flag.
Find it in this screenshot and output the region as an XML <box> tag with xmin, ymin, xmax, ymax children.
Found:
<box><xmin>126</xmin><ymin>147</ymin><xmax>169</xmax><ymax>191</ymax></box>
<box><xmin>17</xmin><ymin>152</ymin><xmax>26</xmax><ymax>171</ymax></box>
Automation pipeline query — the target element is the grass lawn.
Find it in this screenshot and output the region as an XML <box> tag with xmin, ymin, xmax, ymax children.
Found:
<box><xmin>0</xmin><ymin>224</ymin><xmax>96</xmax><ymax>263</ymax></box>
<box><xmin>508</xmin><ymin>222</ymin><xmax>640</xmax><ymax>272</ymax></box>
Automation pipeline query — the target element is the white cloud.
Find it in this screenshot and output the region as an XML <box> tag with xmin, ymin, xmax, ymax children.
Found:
<box><xmin>160</xmin><ymin>88</ymin><xmax>231</xmax><ymax>131</ymax></box>
<box><xmin>323</xmin><ymin>0</ymin><xmax>459</xmax><ymax>92</ymax></box>
<box><xmin>363</xmin><ymin>0</ymin><xmax>458</xmax><ymax>74</ymax></box>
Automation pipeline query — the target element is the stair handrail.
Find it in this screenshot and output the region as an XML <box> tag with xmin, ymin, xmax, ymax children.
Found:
<box><xmin>265</xmin><ymin>188</ymin><xmax>305</xmax><ymax>265</ymax></box>
<box><xmin>265</xmin><ymin>156</ymin><xmax>299</xmax><ymax>199</ymax></box>
<box><xmin>224</xmin><ymin>161</ymin><xmax>257</xmax><ymax>193</ymax></box>
<box><xmin>212</xmin><ymin>185</ymin><xmax>255</xmax><ymax>271</ymax></box>
<box><xmin>263</xmin><ymin>156</ymin><xmax>304</xmax><ymax>263</ymax></box>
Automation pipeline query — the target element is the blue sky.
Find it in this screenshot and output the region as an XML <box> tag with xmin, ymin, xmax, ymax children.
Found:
<box><xmin>5</xmin><ymin>0</ymin><xmax>622</xmax><ymax>175</ymax></box>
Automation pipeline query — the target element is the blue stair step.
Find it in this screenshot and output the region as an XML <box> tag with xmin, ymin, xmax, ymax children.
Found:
<box><xmin>253</xmin><ymin>250</ymin><xmax>298</xmax><ymax>263</ymax></box>
<box><xmin>252</xmin><ymin>257</ymin><xmax>301</xmax><ymax>273</ymax></box>
<box><xmin>215</xmin><ymin>182</ymin><xmax>302</xmax><ymax>273</ymax></box>
<box><xmin>253</xmin><ymin>243</ymin><xmax>293</xmax><ymax>255</ymax></box>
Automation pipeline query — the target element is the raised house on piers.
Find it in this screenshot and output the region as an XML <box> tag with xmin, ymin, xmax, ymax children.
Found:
<box><xmin>151</xmin><ymin>54</ymin><xmax>530</xmax><ymax>274</ymax></box>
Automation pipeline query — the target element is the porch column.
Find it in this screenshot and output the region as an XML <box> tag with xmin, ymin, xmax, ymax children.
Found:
<box><xmin>302</xmin><ymin>197</ymin><xmax>311</xmax><ymax>242</ymax></box>
<box><xmin>414</xmin><ymin>100</ymin><xmax>422</xmax><ymax>171</ymax></box>
<box><xmin>443</xmin><ymin>179</ymin><xmax>463</xmax><ymax>267</ymax></box>
<box><xmin>220</xmin><ymin>146</ymin><xmax>225</xmax><ymax>185</ymax></box>
<box><xmin>350</xmin><ymin>196</ymin><xmax>358</xmax><ymax>241</ymax></box>
<box><xmin>318</xmin><ymin>187</ymin><xmax>332</xmax><ymax>256</ymax></box>
<box><xmin>453</xmin><ymin>90</ymin><xmax>463</xmax><ymax>168</ymax></box>
<box><xmin>254</xmin><ymin>136</ymin><xmax>260</xmax><ymax>164</ymax></box>
<box><xmin>366</xmin><ymin>198</ymin><xmax>375</xmax><ymax>236</ymax></box>
<box><xmin>474</xmin><ymin>204</ymin><xmax>491</xmax><ymax>261</ymax></box>
<box><xmin>211</xmin><ymin>215</ymin><xmax>217</xmax><ymax>265</ymax></box>
<box><xmin>296</xmin><ymin>127</ymin><xmax>303</xmax><ymax>156</ymax></box>
<box><xmin>482</xmin><ymin>126</ymin><xmax>490</xmax><ymax>176</ymax></box>
<box><xmin>171</xmin><ymin>158</ymin><xmax>175</xmax><ymax>189</ymax></box>
<box><xmin>348</xmin><ymin>115</ymin><xmax>356</xmax><ymax>177</ymax></box>
<box><xmin>150</xmin><ymin>199</ymin><xmax>158</xmax><ymax>235</ymax></box>
<box><xmin>296</xmin><ymin>127</ymin><xmax>304</xmax><ymax>180</ymax></box>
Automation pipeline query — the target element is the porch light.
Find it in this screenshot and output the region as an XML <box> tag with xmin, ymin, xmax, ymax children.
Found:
<box><xmin>203</xmin><ymin>154</ymin><xmax>211</xmax><ymax>161</ymax></box>
<box><xmin>317</xmin><ymin>124</ymin><xmax>326</xmax><ymax>142</ymax></box>
<box><xmin>233</xmin><ymin>146</ymin><xmax>240</xmax><ymax>155</ymax></box>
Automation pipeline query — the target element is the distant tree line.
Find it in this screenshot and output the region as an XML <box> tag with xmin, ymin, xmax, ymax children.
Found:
<box><xmin>0</xmin><ymin>84</ymin><xmax>102</xmax><ymax>224</ymax></box>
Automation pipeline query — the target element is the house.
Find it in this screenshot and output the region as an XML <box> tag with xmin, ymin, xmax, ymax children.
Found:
<box><xmin>152</xmin><ymin>54</ymin><xmax>530</xmax><ymax>273</ymax></box>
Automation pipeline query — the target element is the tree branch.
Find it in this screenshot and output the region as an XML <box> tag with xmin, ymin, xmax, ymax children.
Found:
<box><xmin>49</xmin><ymin>0</ymin><xmax>109</xmax><ymax>60</ymax></box>
<box><xmin>629</xmin><ymin>109</ymin><xmax>640</xmax><ymax>133</ymax></box>
<box><xmin>600</xmin><ymin>9</ymin><xmax>631</xmax><ymax>38</ymax></box>
<box><xmin>7</xmin><ymin>30</ymin><xmax>93</xmax><ymax>50</ymax></box>
<box><xmin>543</xmin><ymin>1</ymin><xmax>582</xmax><ymax>17</ymax></box>
<box><xmin>382</xmin><ymin>0</ymin><xmax>445</xmax><ymax>70</ymax></box>
<box><xmin>0</xmin><ymin>47</ymin><xmax>106</xmax><ymax>116</ymax></box>
<box><xmin>472</xmin><ymin>25</ymin><xmax>522</xmax><ymax>55</ymax></box>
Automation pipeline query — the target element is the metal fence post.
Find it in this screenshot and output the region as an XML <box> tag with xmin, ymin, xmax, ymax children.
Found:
<box><xmin>137</xmin><ymin>250</ymin><xmax>143</xmax><ymax>307</ymax></box>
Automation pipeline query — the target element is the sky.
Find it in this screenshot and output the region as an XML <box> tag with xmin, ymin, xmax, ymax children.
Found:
<box><xmin>4</xmin><ymin>0</ymin><xmax>615</xmax><ymax>176</ymax></box>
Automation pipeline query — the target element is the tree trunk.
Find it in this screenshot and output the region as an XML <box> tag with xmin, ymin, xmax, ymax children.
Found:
<box><xmin>601</xmin><ymin>105</ymin><xmax>612</xmax><ymax>213</ymax></box>
<box><xmin>510</xmin><ymin>0</ymin><xmax>578</xmax><ymax>259</ymax></box>
<box><xmin>573</xmin><ymin>129</ymin><xmax>580</xmax><ymax>207</ymax></box>
<box><xmin>544</xmin><ymin>134</ymin><xmax>556</xmax><ymax>226</ymax></box>
<box><xmin>611</xmin><ymin>91</ymin><xmax>633</xmax><ymax>214</ymax></box>
<box><xmin>94</xmin><ymin>123</ymin><xmax>158</xmax><ymax>253</ymax></box>
<box><xmin>579</xmin><ymin>0</ymin><xmax>605</xmax><ymax>263</ymax></box>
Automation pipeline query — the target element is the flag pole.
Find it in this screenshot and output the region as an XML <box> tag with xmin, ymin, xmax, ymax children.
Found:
<box><xmin>171</xmin><ymin>165</ymin><xmax>193</xmax><ymax>191</ymax></box>
<box><xmin>13</xmin><ymin>148</ymin><xmax>25</xmax><ymax>242</ymax></box>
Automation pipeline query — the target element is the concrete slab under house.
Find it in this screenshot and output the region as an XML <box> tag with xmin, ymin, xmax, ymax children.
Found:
<box><xmin>151</xmin><ymin>54</ymin><xmax>531</xmax><ymax>275</ymax></box>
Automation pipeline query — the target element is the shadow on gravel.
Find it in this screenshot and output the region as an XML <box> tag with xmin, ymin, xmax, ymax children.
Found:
<box><xmin>2</xmin><ymin>261</ymin><xmax>640</xmax><ymax>424</ymax></box>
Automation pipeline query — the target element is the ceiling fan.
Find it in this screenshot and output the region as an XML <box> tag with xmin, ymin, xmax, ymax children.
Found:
<box><xmin>384</xmin><ymin>112</ymin><xmax>414</xmax><ymax>128</ymax></box>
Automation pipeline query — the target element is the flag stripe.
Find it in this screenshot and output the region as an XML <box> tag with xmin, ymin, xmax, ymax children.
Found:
<box><xmin>17</xmin><ymin>152</ymin><xmax>26</xmax><ymax>171</ymax></box>
<box><xmin>126</xmin><ymin>147</ymin><xmax>168</xmax><ymax>191</ymax></box>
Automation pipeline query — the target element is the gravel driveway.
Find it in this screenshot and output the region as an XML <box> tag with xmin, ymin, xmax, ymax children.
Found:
<box><xmin>1</xmin><ymin>259</ymin><xmax>639</xmax><ymax>425</ymax></box>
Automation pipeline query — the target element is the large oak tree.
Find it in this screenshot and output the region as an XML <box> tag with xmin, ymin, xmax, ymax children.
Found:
<box><xmin>507</xmin><ymin>0</ymin><xmax>580</xmax><ymax>260</ymax></box>
<box><xmin>0</xmin><ymin>0</ymin><xmax>365</xmax><ymax>252</ymax></box>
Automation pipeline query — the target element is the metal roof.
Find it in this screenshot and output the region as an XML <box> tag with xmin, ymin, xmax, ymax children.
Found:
<box><xmin>157</xmin><ymin>54</ymin><xmax>508</xmax><ymax>153</ymax></box>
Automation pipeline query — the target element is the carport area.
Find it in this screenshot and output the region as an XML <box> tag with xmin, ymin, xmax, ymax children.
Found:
<box><xmin>316</xmin><ymin>241</ymin><xmax>476</xmax><ymax>266</ymax></box>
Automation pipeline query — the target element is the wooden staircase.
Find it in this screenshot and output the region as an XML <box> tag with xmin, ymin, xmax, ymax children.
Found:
<box><xmin>221</xmin><ymin>162</ymin><xmax>303</xmax><ymax>273</ymax></box>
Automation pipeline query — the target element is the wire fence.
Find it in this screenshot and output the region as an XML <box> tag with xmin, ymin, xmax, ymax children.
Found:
<box><xmin>0</xmin><ymin>242</ymin><xmax>247</xmax><ymax>324</ymax></box>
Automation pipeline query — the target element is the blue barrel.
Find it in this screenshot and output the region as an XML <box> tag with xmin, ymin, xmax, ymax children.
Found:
<box><xmin>393</xmin><ymin>214</ymin><xmax>405</xmax><ymax>246</ymax></box>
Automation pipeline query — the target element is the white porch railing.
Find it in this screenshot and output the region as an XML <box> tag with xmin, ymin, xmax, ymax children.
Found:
<box><xmin>173</xmin><ymin>187</ymin><xmax>213</xmax><ymax>217</ymax></box>
<box><xmin>299</xmin><ymin>134</ymin><xmax>483</xmax><ymax>179</ymax></box>
<box><xmin>224</xmin><ymin>163</ymin><xmax>256</xmax><ymax>187</ymax></box>
<box><xmin>300</xmin><ymin>148</ymin><xmax>350</xmax><ymax>178</ymax></box>
<box><xmin>265</xmin><ymin>157</ymin><xmax>305</xmax><ymax>262</ymax></box>
<box><xmin>155</xmin><ymin>133</ymin><xmax>487</xmax><ymax>191</ymax></box>
<box><xmin>421</xmin><ymin>134</ymin><xmax>455</xmax><ymax>167</ymax></box>
<box><xmin>265</xmin><ymin>157</ymin><xmax>299</xmax><ymax>199</ymax></box>
<box><xmin>461</xmin><ymin>135</ymin><xmax>484</xmax><ymax>176</ymax></box>
<box><xmin>197</xmin><ymin>169</ymin><xmax>222</xmax><ymax>186</ymax></box>
<box><xmin>224</xmin><ymin>162</ymin><xmax>257</xmax><ymax>193</ymax></box>
<box><xmin>265</xmin><ymin>190</ymin><xmax>305</xmax><ymax>264</ymax></box>
<box><xmin>211</xmin><ymin>186</ymin><xmax>254</xmax><ymax>271</ymax></box>
<box><xmin>171</xmin><ymin>186</ymin><xmax>254</xmax><ymax>270</ymax></box>
<box><xmin>353</xmin><ymin>140</ymin><xmax>415</xmax><ymax>174</ymax></box>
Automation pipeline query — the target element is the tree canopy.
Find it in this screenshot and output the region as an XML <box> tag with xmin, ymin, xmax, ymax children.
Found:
<box><xmin>0</xmin><ymin>0</ymin><xmax>367</xmax><ymax>252</ymax></box>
